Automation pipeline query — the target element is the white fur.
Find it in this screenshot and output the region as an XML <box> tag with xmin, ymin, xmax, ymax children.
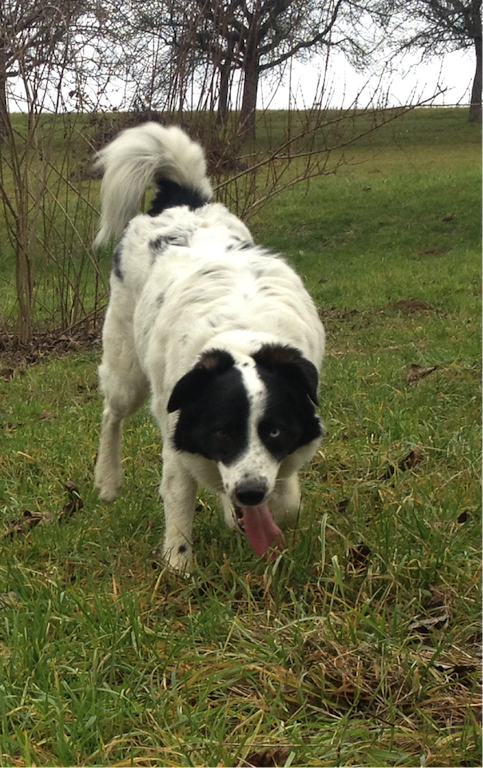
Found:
<box><xmin>93</xmin><ymin>123</ymin><xmax>325</xmax><ymax>571</ymax></box>
<box><xmin>94</xmin><ymin>123</ymin><xmax>213</xmax><ymax>248</ymax></box>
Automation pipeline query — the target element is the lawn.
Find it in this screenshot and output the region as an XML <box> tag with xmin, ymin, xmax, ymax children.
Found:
<box><xmin>0</xmin><ymin>108</ymin><xmax>481</xmax><ymax>767</ymax></box>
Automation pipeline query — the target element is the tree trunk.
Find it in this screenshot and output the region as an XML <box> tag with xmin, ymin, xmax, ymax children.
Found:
<box><xmin>217</xmin><ymin>60</ymin><xmax>231</xmax><ymax>126</ymax></box>
<box><xmin>15</xmin><ymin>235</ymin><xmax>34</xmax><ymax>344</ymax></box>
<box><xmin>239</xmin><ymin>2</ymin><xmax>261</xmax><ymax>141</ymax></box>
<box><xmin>0</xmin><ymin>40</ymin><xmax>7</xmax><ymax>139</ymax></box>
<box><xmin>470</xmin><ymin>34</ymin><xmax>482</xmax><ymax>122</ymax></box>
<box><xmin>240</xmin><ymin>51</ymin><xmax>259</xmax><ymax>140</ymax></box>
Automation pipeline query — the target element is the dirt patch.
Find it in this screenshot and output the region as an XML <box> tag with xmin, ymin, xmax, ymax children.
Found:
<box><xmin>386</xmin><ymin>299</ymin><xmax>435</xmax><ymax>313</ymax></box>
<box><xmin>0</xmin><ymin>324</ymin><xmax>101</xmax><ymax>378</ymax></box>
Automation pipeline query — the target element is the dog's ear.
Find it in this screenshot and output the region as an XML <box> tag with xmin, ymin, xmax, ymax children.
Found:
<box><xmin>167</xmin><ymin>350</ymin><xmax>235</xmax><ymax>413</ymax></box>
<box><xmin>252</xmin><ymin>344</ymin><xmax>319</xmax><ymax>405</ymax></box>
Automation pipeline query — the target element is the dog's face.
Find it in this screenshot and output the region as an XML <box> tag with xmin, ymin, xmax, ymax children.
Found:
<box><xmin>167</xmin><ymin>344</ymin><xmax>322</xmax><ymax>507</ymax></box>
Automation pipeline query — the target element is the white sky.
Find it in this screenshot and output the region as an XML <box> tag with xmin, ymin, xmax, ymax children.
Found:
<box><xmin>259</xmin><ymin>47</ymin><xmax>475</xmax><ymax>109</ymax></box>
<box><xmin>7</xmin><ymin>41</ymin><xmax>476</xmax><ymax>113</ymax></box>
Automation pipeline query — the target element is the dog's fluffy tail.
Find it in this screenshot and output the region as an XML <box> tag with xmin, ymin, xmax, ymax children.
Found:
<box><xmin>94</xmin><ymin>123</ymin><xmax>213</xmax><ymax>248</ymax></box>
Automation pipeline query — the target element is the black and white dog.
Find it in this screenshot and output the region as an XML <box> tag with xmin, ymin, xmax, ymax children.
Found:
<box><xmin>93</xmin><ymin>123</ymin><xmax>325</xmax><ymax>571</ymax></box>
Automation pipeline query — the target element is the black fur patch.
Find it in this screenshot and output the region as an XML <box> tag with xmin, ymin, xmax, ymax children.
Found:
<box><xmin>253</xmin><ymin>345</ymin><xmax>319</xmax><ymax>405</ymax></box>
<box><xmin>171</xmin><ymin>364</ymin><xmax>250</xmax><ymax>465</ymax></box>
<box><xmin>168</xmin><ymin>350</ymin><xmax>236</xmax><ymax>415</ymax></box>
<box><xmin>150</xmin><ymin>235</ymin><xmax>170</xmax><ymax>255</ymax></box>
<box><xmin>227</xmin><ymin>238</ymin><xmax>253</xmax><ymax>251</ymax></box>
<box><xmin>111</xmin><ymin>244</ymin><xmax>123</xmax><ymax>280</ymax></box>
<box><xmin>257</xmin><ymin>376</ymin><xmax>322</xmax><ymax>461</ymax></box>
<box><xmin>254</xmin><ymin>348</ymin><xmax>322</xmax><ymax>460</ymax></box>
<box><xmin>150</xmin><ymin>233</ymin><xmax>187</xmax><ymax>256</ymax></box>
<box><xmin>148</xmin><ymin>179</ymin><xmax>209</xmax><ymax>217</ymax></box>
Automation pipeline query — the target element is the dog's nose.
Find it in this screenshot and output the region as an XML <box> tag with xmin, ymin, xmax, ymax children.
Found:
<box><xmin>235</xmin><ymin>479</ymin><xmax>268</xmax><ymax>507</ymax></box>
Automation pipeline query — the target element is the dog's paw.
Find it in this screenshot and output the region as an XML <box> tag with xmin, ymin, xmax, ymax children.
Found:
<box><xmin>151</xmin><ymin>547</ymin><xmax>192</xmax><ymax>579</ymax></box>
<box><xmin>162</xmin><ymin>542</ymin><xmax>192</xmax><ymax>574</ymax></box>
<box><xmin>94</xmin><ymin>468</ymin><xmax>123</xmax><ymax>503</ymax></box>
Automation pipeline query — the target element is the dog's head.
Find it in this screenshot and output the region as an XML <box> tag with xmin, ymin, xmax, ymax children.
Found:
<box><xmin>167</xmin><ymin>344</ymin><xmax>322</xmax><ymax>512</ymax></box>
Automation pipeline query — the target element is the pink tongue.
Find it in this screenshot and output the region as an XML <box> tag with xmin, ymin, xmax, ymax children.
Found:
<box><xmin>242</xmin><ymin>504</ymin><xmax>284</xmax><ymax>559</ymax></box>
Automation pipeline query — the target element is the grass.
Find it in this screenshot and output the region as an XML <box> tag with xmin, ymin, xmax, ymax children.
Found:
<box><xmin>0</xmin><ymin>108</ymin><xmax>481</xmax><ymax>767</ymax></box>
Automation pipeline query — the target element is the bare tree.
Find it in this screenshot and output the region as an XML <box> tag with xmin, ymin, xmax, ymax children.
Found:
<box><xmin>380</xmin><ymin>0</ymin><xmax>482</xmax><ymax>121</ymax></box>
<box><xmin>0</xmin><ymin>0</ymin><xmax>450</xmax><ymax>346</ymax></box>
<box><xmin>0</xmin><ymin>0</ymin><xmax>93</xmax><ymax>130</ymax></box>
<box><xmin>0</xmin><ymin>0</ymin><xmax>110</xmax><ymax>342</ymax></box>
<box><xmin>111</xmin><ymin>0</ymin><xmax>377</xmax><ymax>138</ymax></box>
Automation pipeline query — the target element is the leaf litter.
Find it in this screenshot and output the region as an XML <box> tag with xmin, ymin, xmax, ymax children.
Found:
<box><xmin>3</xmin><ymin>480</ymin><xmax>83</xmax><ymax>537</ymax></box>
<box><xmin>241</xmin><ymin>747</ymin><xmax>292</xmax><ymax>767</ymax></box>
<box><xmin>381</xmin><ymin>446</ymin><xmax>424</xmax><ymax>479</ymax></box>
<box><xmin>406</xmin><ymin>363</ymin><xmax>438</xmax><ymax>383</ymax></box>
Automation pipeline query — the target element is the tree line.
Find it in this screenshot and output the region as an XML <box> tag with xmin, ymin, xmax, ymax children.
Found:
<box><xmin>0</xmin><ymin>0</ymin><xmax>480</xmax><ymax>344</ymax></box>
<box><xmin>0</xmin><ymin>0</ymin><xmax>481</xmax><ymax>134</ymax></box>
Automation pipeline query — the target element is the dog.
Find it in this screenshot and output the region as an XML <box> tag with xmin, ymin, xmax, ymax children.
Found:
<box><xmin>93</xmin><ymin>123</ymin><xmax>325</xmax><ymax>571</ymax></box>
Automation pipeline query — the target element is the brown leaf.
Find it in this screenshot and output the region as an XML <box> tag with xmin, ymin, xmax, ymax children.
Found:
<box><xmin>0</xmin><ymin>591</ymin><xmax>19</xmax><ymax>609</ymax></box>
<box><xmin>442</xmin><ymin>213</ymin><xmax>455</xmax><ymax>221</ymax></box>
<box><xmin>446</xmin><ymin>663</ymin><xmax>480</xmax><ymax>681</ymax></box>
<box><xmin>4</xmin><ymin>509</ymin><xmax>52</xmax><ymax>538</ymax></box>
<box><xmin>348</xmin><ymin>543</ymin><xmax>371</xmax><ymax>570</ymax></box>
<box><xmin>399</xmin><ymin>446</ymin><xmax>424</xmax><ymax>471</ymax></box>
<box><xmin>381</xmin><ymin>446</ymin><xmax>423</xmax><ymax>479</ymax></box>
<box><xmin>58</xmin><ymin>480</ymin><xmax>84</xmax><ymax>521</ymax></box>
<box><xmin>409</xmin><ymin>613</ymin><xmax>450</xmax><ymax>632</ymax></box>
<box><xmin>39</xmin><ymin>409</ymin><xmax>57</xmax><ymax>420</ymax></box>
<box><xmin>242</xmin><ymin>748</ymin><xmax>291</xmax><ymax>767</ymax></box>
<box><xmin>406</xmin><ymin>364</ymin><xmax>438</xmax><ymax>383</ymax></box>
<box><xmin>337</xmin><ymin>498</ymin><xmax>350</xmax><ymax>513</ymax></box>
<box><xmin>457</xmin><ymin>510</ymin><xmax>471</xmax><ymax>524</ymax></box>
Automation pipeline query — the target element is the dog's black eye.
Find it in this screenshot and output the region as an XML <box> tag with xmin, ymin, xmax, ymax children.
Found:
<box><xmin>216</xmin><ymin>428</ymin><xmax>231</xmax><ymax>440</ymax></box>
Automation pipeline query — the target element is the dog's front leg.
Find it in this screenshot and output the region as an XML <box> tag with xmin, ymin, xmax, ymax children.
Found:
<box><xmin>161</xmin><ymin>453</ymin><xmax>197</xmax><ymax>572</ymax></box>
<box><xmin>94</xmin><ymin>406</ymin><xmax>125</xmax><ymax>502</ymax></box>
<box><xmin>270</xmin><ymin>474</ymin><xmax>302</xmax><ymax>527</ymax></box>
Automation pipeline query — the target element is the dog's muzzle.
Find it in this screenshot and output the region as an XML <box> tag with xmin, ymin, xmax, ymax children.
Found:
<box><xmin>234</xmin><ymin>478</ymin><xmax>268</xmax><ymax>507</ymax></box>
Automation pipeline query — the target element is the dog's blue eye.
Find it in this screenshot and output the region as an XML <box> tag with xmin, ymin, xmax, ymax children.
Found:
<box><xmin>269</xmin><ymin>428</ymin><xmax>281</xmax><ymax>439</ymax></box>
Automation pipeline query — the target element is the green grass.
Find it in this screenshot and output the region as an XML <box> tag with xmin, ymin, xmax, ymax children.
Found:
<box><xmin>0</xmin><ymin>108</ymin><xmax>481</xmax><ymax>767</ymax></box>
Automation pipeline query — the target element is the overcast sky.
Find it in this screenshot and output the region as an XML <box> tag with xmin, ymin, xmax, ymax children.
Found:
<box><xmin>8</xmin><ymin>39</ymin><xmax>474</xmax><ymax>114</ymax></box>
<box><xmin>259</xmin><ymin>47</ymin><xmax>475</xmax><ymax>110</ymax></box>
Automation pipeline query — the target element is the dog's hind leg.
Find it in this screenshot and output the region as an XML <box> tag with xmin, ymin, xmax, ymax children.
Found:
<box><xmin>94</xmin><ymin>315</ymin><xmax>149</xmax><ymax>502</ymax></box>
<box><xmin>160</xmin><ymin>452</ymin><xmax>197</xmax><ymax>572</ymax></box>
